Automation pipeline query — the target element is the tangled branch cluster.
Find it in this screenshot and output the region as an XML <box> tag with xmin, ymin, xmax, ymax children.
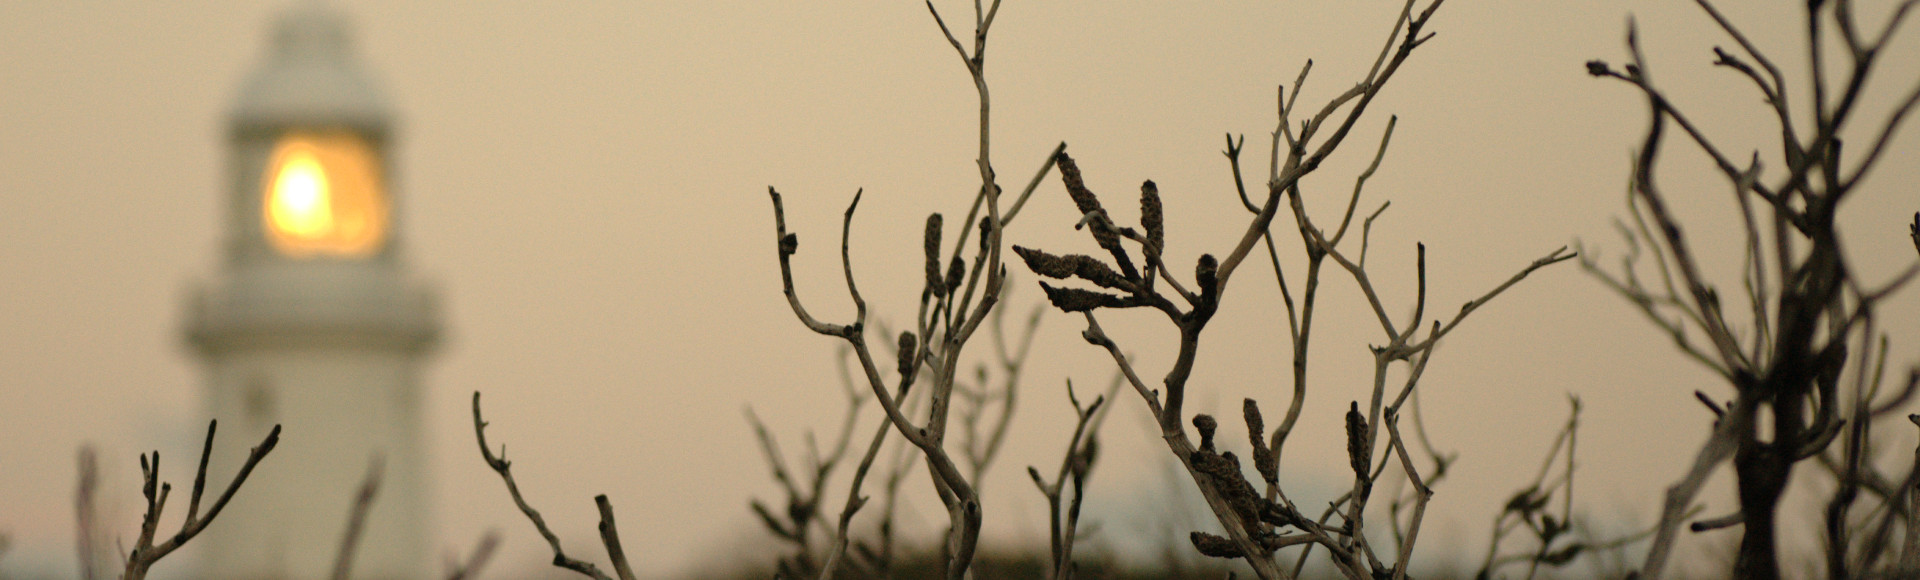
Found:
<box><xmin>1581</xmin><ymin>1</ymin><xmax>1920</xmax><ymax>578</ymax></box>
<box><xmin>753</xmin><ymin>1</ymin><xmax>1592</xmax><ymax>578</ymax></box>
<box><xmin>452</xmin><ymin>2</ymin><xmax>1919</xmax><ymax>580</ymax></box>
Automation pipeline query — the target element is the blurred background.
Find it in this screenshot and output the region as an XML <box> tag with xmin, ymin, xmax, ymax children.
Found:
<box><xmin>2</xmin><ymin>1</ymin><xmax>1916</xmax><ymax>578</ymax></box>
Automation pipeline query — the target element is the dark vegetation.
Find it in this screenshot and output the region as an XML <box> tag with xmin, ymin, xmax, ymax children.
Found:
<box><xmin>38</xmin><ymin>2</ymin><xmax>1919</xmax><ymax>580</ymax></box>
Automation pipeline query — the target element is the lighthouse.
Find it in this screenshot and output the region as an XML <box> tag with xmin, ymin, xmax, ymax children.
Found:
<box><xmin>183</xmin><ymin>3</ymin><xmax>437</xmax><ymax>579</ymax></box>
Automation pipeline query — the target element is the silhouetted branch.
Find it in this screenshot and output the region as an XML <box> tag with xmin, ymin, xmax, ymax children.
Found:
<box><xmin>746</xmin><ymin>345</ymin><xmax>876</xmax><ymax>579</ymax></box>
<box><xmin>1584</xmin><ymin>1</ymin><xmax>1920</xmax><ymax>576</ymax></box>
<box><xmin>765</xmin><ymin>188</ymin><xmax>978</xmax><ymax>550</ymax></box>
<box><xmin>472</xmin><ymin>392</ymin><xmax>631</xmax><ymax>580</ymax></box>
<box><xmin>444</xmin><ymin>531</ymin><xmax>500</xmax><ymax>580</ymax></box>
<box><xmin>1029</xmin><ymin>376</ymin><xmax>1121</xmax><ymax>579</ymax></box>
<box><xmin>329</xmin><ymin>456</ymin><xmax>384</xmax><ymax>580</ymax></box>
<box><xmin>122</xmin><ymin>420</ymin><xmax>280</xmax><ymax>580</ymax></box>
<box><xmin>75</xmin><ymin>446</ymin><xmax>101</xmax><ymax>580</ymax></box>
<box><xmin>764</xmin><ymin>2</ymin><xmax>1059</xmax><ymax>575</ymax></box>
<box><xmin>1019</xmin><ymin>5</ymin><xmax>1582</xmax><ymax>574</ymax></box>
<box><xmin>963</xmin><ymin>291</ymin><xmax>1044</xmax><ymax>486</ymax></box>
<box><xmin>1472</xmin><ymin>399</ymin><xmax>1635</xmax><ymax>580</ymax></box>
<box><xmin>1382</xmin><ymin>409</ymin><xmax>1430</xmax><ymax>580</ymax></box>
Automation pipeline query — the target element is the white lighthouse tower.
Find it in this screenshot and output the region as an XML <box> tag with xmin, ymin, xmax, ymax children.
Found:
<box><xmin>184</xmin><ymin>2</ymin><xmax>437</xmax><ymax>579</ymax></box>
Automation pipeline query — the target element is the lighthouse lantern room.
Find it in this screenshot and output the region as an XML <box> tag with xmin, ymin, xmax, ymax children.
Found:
<box><xmin>184</xmin><ymin>3</ymin><xmax>438</xmax><ymax>579</ymax></box>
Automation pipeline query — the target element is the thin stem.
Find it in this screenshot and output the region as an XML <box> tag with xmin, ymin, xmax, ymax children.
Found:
<box><xmin>329</xmin><ymin>457</ymin><xmax>384</xmax><ymax>580</ymax></box>
<box><xmin>472</xmin><ymin>392</ymin><xmax>618</xmax><ymax>580</ymax></box>
<box><xmin>121</xmin><ymin>421</ymin><xmax>280</xmax><ymax>580</ymax></box>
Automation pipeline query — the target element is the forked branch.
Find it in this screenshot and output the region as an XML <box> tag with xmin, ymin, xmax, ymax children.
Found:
<box><xmin>121</xmin><ymin>420</ymin><xmax>280</xmax><ymax>580</ymax></box>
<box><xmin>472</xmin><ymin>392</ymin><xmax>635</xmax><ymax>580</ymax></box>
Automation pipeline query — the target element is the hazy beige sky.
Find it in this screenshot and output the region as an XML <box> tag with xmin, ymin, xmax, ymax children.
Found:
<box><xmin>2</xmin><ymin>1</ymin><xmax>1916</xmax><ymax>578</ymax></box>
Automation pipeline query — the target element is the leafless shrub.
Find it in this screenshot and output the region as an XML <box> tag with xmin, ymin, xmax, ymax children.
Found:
<box><xmin>1008</xmin><ymin>0</ymin><xmax>1578</xmax><ymax>577</ymax></box>
<box><xmin>1474</xmin><ymin>398</ymin><xmax>1652</xmax><ymax>580</ymax></box>
<box><xmin>744</xmin><ymin>347</ymin><xmax>872</xmax><ymax>579</ymax></box>
<box><xmin>72</xmin><ymin>422</ymin><xmax>485</xmax><ymax>580</ymax></box>
<box><xmin>758</xmin><ymin>0</ymin><xmax>1593</xmax><ymax>577</ymax></box>
<box><xmin>1582</xmin><ymin>1</ymin><xmax>1920</xmax><ymax>577</ymax></box>
<box><xmin>960</xmin><ymin>299</ymin><xmax>1047</xmax><ymax>491</ymax></box>
<box><xmin>764</xmin><ymin>0</ymin><xmax>1076</xmax><ymax>574</ymax></box>
<box><xmin>414</xmin><ymin>1</ymin><xmax>1778</xmax><ymax>578</ymax></box>
<box><xmin>748</xmin><ymin>281</ymin><xmax>1051</xmax><ymax>580</ymax></box>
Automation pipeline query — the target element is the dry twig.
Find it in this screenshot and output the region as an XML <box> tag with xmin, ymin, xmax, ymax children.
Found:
<box><xmin>75</xmin><ymin>446</ymin><xmax>102</xmax><ymax>580</ymax></box>
<box><xmin>444</xmin><ymin>531</ymin><xmax>501</xmax><ymax>580</ymax></box>
<box><xmin>472</xmin><ymin>392</ymin><xmax>635</xmax><ymax>580</ymax></box>
<box><xmin>329</xmin><ymin>456</ymin><xmax>384</xmax><ymax>580</ymax></box>
<box><xmin>764</xmin><ymin>1</ymin><xmax>1074</xmax><ymax>575</ymax></box>
<box><xmin>1027</xmin><ymin>375</ymin><xmax>1123</xmax><ymax>580</ymax></box>
<box><xmin>121</xmin><ymin>420</ymin><xmax>280</xmax><ymax>580</ymax></box>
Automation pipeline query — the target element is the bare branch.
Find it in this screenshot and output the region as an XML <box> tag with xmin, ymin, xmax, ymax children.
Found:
<box><xmin>472</xmin><ymin>392</ymin><xmax>619</xmax><ymax>580</ymax></box>
<box><xmin>768</xmin><ymin>188</ymin><xmax>856</xmax><ymax>338</ymax></box>
<box><xmin>329</xmin><ymin>456</ymin><xmax>384</xmax><ymax>580</ymax></box>
<box><xmin>444</xmin><ymin>531</ymin><xmax>501</xmax><ymax>580</ymax></box>
<box><xmin>75</xmin><ymin>447</ymin><xmax>100</xmax><ymax>580</ymax></box>
<box><xmin>121</xmin><ymin>420</ymin><xmax>280</xmax><ymax>580</ymax></box>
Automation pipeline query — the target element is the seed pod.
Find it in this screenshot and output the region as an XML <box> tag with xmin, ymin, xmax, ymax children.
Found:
<box><xmin>1259</xmin><ymin>502</ymin><xmax>1303</xmax><ymax>529</ymax></box>
<box><xmin>1345</xmin><ymin>401</ymin><xmax>1368</xmax><ymax>480</ymax></box>
<box><xmin>945</xmin><ymin>256</ymin><xmax>965</xmax><ymax>295</ymax></box>
<box><xmin>1068</xmin><ymin>255</ymin><xmax>1132</xmax><ymax>291</ymax></box>
<box><xmin>1012</xmin><ymin>245</ymin><xmax>1071</xmax><ymax>278</ymax></box>
<box><xmin>1072</xmin><ymin>433</ymin><xmax>1099</xmax><ymax>477</ymax></box>
<box><xmin>1190</xmin><ymin>532</ymin><xmax>1243</xmax><ymax>558</ymax></box>
<box><xmin>1056</xmin><ymin>152</ymin><xmax>1104</xmax><ymax>217</ymax></box>
<box><xmin>924</xmin><ymin>214</ymin><xmax>946</xmax><ymax>297</ymax></box>
<box><xmin>1196</xmin><ymin>254</ymin><xmax>1218</xmax><ymax>288</ymax></box>
<box><xmin>979</xmin><ymin>216</ymin><xmax>994</xmax><ymax>252</ymax></box>
<box><xmin>1196</xmin><ymin>254</ymin><xmax>1219</xmax><ymax>303</ymax></box>
<box><xmin>1057</xmin><ymin>152</ymin><xmax>1139</xmax><ymax>279</ymax></box>
<box><xmin>896</xmin><ymin>332</ymin><xmax>917</xmax><ymax>378</ymax></box>
<box><xmin>1244</xmin><ymin>399</ymin><xmax>1278</xmax><ymax>484</ymax></box>
<box><xmin>1242</xmin><ymin>399</ymin><xmax>1266</xmax><ymax>444</ymax></box>
<box><xmin>1192</xmin><ymin>414</ymin><xmax>1218</xmax><ymax>452</ymax></box>
<box><xmin>1503</xmin><ymin>487</ymin><xmax>1541</xmax><ymax>515</ymax></box>
<box><xmin>787</xmin><ymin>498</ymin><xmax>813</xmax><ymax>526</ymax></box>
<box><xmin>1037</xmin><ymin>282</ymin><xmax>1124</xmax><ymax>313</ymax></box>
<box><xmin>1140</xmin><ymin>180</ymin><xmax>1164</xmax><ymax>256</ymax></box>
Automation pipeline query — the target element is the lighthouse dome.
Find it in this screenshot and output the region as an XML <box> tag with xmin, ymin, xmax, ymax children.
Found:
<box><xmin>230</xmin><ymin>2</ymin><xmax>391</xmax><ymax>132</ymax></box>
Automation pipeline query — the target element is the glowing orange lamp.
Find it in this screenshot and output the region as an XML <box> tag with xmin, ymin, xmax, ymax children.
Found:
<box><xmin>262</xmin><ymin>131</ymin><xmax>387</xmax><ymax>257</ymax></box>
